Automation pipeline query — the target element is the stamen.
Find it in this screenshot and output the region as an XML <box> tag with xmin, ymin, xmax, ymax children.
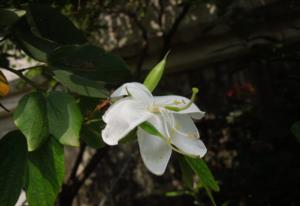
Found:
<box><xmin>164</xmin><ymin>87</ymin><xmax>199</xmax><ymax>112</ymax></box>
<box><xmin>148</xmin><ymin>104</ymin><xmax>160</xmax><ymax>113</ymax></box>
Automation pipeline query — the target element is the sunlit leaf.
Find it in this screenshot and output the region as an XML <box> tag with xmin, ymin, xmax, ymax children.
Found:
<box><xmin>13</xmin><ymin>92</ymin><xmax>49</xmax><ymax>151</ymax></box>
<box><xmin>0</xmin><ymin>131</ymin><xmax>27</xmax><ymax>206</ymax></box>
<box><xmin>47</xmin><ymin>91</ymin><xmax>83</xmax><ymax>147</ymax></box>
<box><xmin>26</xmin><ymin>137</ymin><xmax>64</xmax><ymax>206</ymax></box>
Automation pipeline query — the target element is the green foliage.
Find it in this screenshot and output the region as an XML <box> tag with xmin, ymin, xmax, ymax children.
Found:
<box><xmin>0</xmin><ymin>131</ymin><xmax>27</xmax><ymax>206</ymax></box>
<box><xmin>11</xmin><ymin>3</ymin><xmax>86</xmax><ymax>62</ymax></box>
<box><xmin>13</xmin><ymin>92</ymin><xmax>49</xmax><ymax>151</ymax></box>
<box><xmin>291</xmin><ymin>121</ymin><xmax>300</xmax><ymax>143</ymax></box>
<box><xmin>26</xmin><ymin>138</ymin><xmax>64</xmax><ymax>206</ymax></box>
<box><xmin>53</xmin><ymin>70</ymin><xmax>109</xmax><ymax>98</ymax></box>
<box><xmin>25</xmin><ymin>4</ymin><xmax>86</xmax><ymax>45</ymax></box>
<box><xmin>139</xmin><ymin>121</ymin><xmax>164</xmax><ymax>138</ymax></box>
<box><xmin>48</xmin><ymin>44</ymin><xmax>130</xmax><ymax>82</ymax></box>
<box><xmin>185</xmin><ymin>156</ymin><xmax>219</xmax><ymax>206</ymax></box>
<box><xmin>143</xmin><ymin>52</ymin><xmax>168</xmax><ymax>92</ymax></box>
<box><xmin>185</xmin><ymin>157</ymin><xmax>219</xmax><ymax>192</ymax></box>
<box><xmin>81</xmin><ymin>121</ymin><xmax>105</xmax><ymax>149</ymax></box>
<box><xmin>47</xmin><ymin>91</ymin><xmax>83</xmax><ymax>147</ymax></box>
<box><xmin>13</xmin><ymin>17</ymin><xmax>57</xmax><ymax>62</ymax></box>
<box><xmin>0</xmin><ymin>9</ymin><xmax>19</xmax><ymax>37</ymax></box>
<box><xmin>178</xmin><ymin>155</ymin><xmax>194</xmax><ymax>189</ymax></box>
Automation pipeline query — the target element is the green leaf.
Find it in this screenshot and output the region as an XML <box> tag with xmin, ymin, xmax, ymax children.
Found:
<box><xmin>47</xmin><ymin>91</ymin><xmax>83</xmax><ymax>147</ymax></box>
<box><xmin>178</xmin><ymin>155</ymin><xmax>194</xmax><ymax>189</ymax></box>
<box><xmin>185</xmin><ymin>157</ymin><xmax>219</xmax><ymax>206</ymax></box>
<box><xmin>185</xmin><ymin>157</ymin><xmax>219</xmax><ymax>192</ymax></box>
<box><xmin>48</xmin><ymin>44</ymin><xmax>131</xmax><ymax>82</ymax></box>
<box><xmin>0</xmin><ymin>131</ymin><xmax>27</xmax><ymax>206</ymax></box>
<box><xmin>291</xmin><ymin>121</ymin><xmax>300</xmax><ymax>143</ymax></box>
<box><xmin>81</xmin><ymin>122</ymin><xmax>105</xmax><ymax>149</ymax></box>
<box><xmin>53</xmin><ymin>70</ymin><xmax>109</xmax><ymax>98</ymax></box>
<box><xmin>25</xmin><ymin>4</ymin><xmax>86</xmax><ymax>45</ymax></box>
<box><xmin>139</xmin><ymin>121</ymin><xmax>164</xmax><ymax>138</ymax></box>
<box><xmin>143</xmin><ymin>52</ymin><xmax>169</xmax><ymax>92</ymax></box>
<box><xmin>26</xmin><ymin>137</ymin><xmax>64</xmax><ymax>206</ymax></box>
<box><xmin>12</xmin><ymin>17</ymin><xmax>57</xmax><ymax>62</ymax></box>
<box><xmin>13</xmin><ymin>92</ymin><xmax>49</xmax><ymax>151</ymax></box>
<box><xmin>0</xmin><ymin>9</ymin><xmax>19</xmax><ymax>37</ymax></box>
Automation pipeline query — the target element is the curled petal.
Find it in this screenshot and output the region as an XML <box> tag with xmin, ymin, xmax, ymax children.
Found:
<box><xmin>111</xmin><ymin>82</ymin><xmax>153</xmax><ymax>104</ymax></box>
<box><xmin>154</xmin><ymin>95</ymin><xmax>205</xmax><ymax>119</ymax></box>
<box><xmin>137</xmin><ymin>117</ymin><xmax>172</xmax><ymax>175</ymax></box>
<box><xmin>102</xmin><ymin>98</ymin><xmax>152</xmax><ymax>145</ymax></box>
<box><xmin>171</xmin><ymin>114</ymin><xmax>207</xmax><ymax>157</ymax></box>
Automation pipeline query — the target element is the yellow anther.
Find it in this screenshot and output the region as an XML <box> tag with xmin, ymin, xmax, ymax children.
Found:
<box><xmin>148</xmin><ymin>104</ymin><xmax>160</xmax><ymax>113</ymax></box>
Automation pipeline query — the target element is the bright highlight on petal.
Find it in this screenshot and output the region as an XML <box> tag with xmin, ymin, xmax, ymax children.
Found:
<box><xmin>102</xmin><ymin>98</ymin><xmax>152</xmax><ymax>145</ymax></box>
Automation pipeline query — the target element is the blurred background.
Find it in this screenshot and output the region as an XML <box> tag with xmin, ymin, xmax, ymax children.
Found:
<box><xmin>1</xmin><ymin>0</ymin><xmax>300</xmax><ymax>205</ymax></box>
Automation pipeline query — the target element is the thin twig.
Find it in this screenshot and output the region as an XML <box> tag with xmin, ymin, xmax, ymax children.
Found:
<box><xmin>0</xmin><ymin>102</ymin><xmax>10</xmax><ymax>112</ymax></box>
<box><xmin>68</xmin><ymin>143</ymin><xmax>87</xmax><ymax>183</ymax></box>
<box><xmin>161</xmin><ymin>2</ymin><xmax>191</xmax><ymax>58</ymax></box>
<box><xmin>1</xmin><ymin>66</ymin><xmax>41</xmax><ymax>90</ymax></box>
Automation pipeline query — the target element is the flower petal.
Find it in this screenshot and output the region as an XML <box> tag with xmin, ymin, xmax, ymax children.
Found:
<box><xmin>171</xmin><ymin>114</ymin><xmax>207</xmax><ymax>157</ymax></box>
<box><xmin>137</xmin><ymin>117</ymin><xmax>172</xmax><ymax>175</ymax></box>
<box><xmin>154</xmin><ymin>95</ymin><xmax>205</xmax><ymax>119</ymax></box>
<box><xmin>111</xmin><ymin>82</ymin><xmax>153</xmax><ymax>103</ymax></box>
<box><xmin>102</xmin><ymin>98</ymin><xmax>152</xmax><ymax>145</ymax></box>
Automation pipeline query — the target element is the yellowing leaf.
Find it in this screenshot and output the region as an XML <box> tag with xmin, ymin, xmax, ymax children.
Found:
<box><xmin>0</xmin><ymin>71</ymin><xmax>9</xmax><ymax>96</ymax></box>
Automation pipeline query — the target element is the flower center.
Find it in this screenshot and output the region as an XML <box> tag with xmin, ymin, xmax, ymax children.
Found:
<box><xmin>147</xmin><ymin>104</ymin><xmax>161</xmax><ymax>113</ymax></box>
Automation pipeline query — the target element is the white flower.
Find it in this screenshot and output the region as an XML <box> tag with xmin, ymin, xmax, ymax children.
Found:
<box><xmin>102</xmin><ymin>82</ymin><xmax>207</xmax><ymax>175</ymax></box>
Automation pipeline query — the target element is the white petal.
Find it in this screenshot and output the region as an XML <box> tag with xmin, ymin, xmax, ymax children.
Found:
<box><xmin>137</xmin><ymin>122</ymin><xmax>172</xmax><ymax>175</ymax></box>
<box><xmin>171</xmin><ymin>114</ymin><xmax>207</xmax><ymax>157</ymax></box>
<box><xmin>102</xmin><ymin>98</ymin><xmax>152</xmax><ymax>145</ymax></box>
<box><xmin>154</xmin><ymin>95</ymin><xmax>205</xmax><ymax>119</ymax></box>
<box><xmin>111</xmin><ymin>82</ymin><xmax>153</xmax><ymax>104</ymax></box>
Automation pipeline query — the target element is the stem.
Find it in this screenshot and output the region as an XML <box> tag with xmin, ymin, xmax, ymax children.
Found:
<box><xmin>59</xmin><ymin>147</ymin><xmax>109</xmax><ymax>206</ymax></box>
<box><xmin>68</xmin><ymin>143</ymin><xmax>86</xmax><ymax>183</ymax></box>
<box><xmin>0</xmin><ymin>66</ymin><xmax>41</xmax><ymax>90</ymax></box>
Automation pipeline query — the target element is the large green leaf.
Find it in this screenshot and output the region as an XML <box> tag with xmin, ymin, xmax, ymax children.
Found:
<box><xmin>53</xmin><ymin>70</ymin><xmax>109</xmax><ymax>98</ymax></box>
<box><xmin>13</xmin><ymin>17</ymin><xmax>57</xmax><ymax>62</ymax></box>
<box><xmin>26</xmin><ymin>137</ymin><xmax>64</xmax><ymax>206</ymax></box>
<box><xmin>25</xmin><ymin>4</ymin><xmax>86</xmax><ymax>45</ymax></box>
<box><xmin>48</xmin><ymin>44</ymin><xmax>131</xmax><ymax>82</ymax></box>
<box><xmin>13</xmin><ymin>92</ymin><xmax>49</xmax><ymax>151</ymax></box>
<box><xmin>0</xmin><ymin>131</ymin><xmax>27</xmax><ymax>206</ymax></box>
<box><xmin>47</xmin><ymin>91</ymin><xmax>83</xmax><ymax>146</ymax></box>
<box><xmin>185</xmin><ymin>157</ymin><xmax>219</xmax><ymax>192</ymax></box>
